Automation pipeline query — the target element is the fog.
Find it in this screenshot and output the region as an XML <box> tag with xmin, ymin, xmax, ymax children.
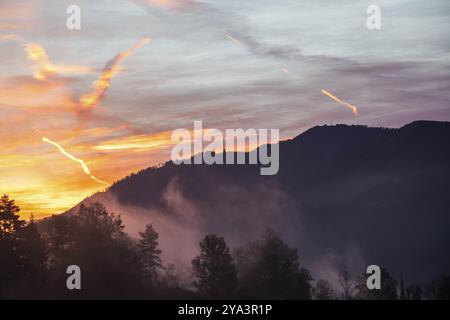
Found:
<box><xmin>81</xmin><ymin>178</ymin><xmax>367</xmax><ymax>290</ymax></box>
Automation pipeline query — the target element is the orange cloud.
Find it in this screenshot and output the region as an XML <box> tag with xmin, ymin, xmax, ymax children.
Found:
<box><xmin>0</xmin><ymin>34</ymin><xmax>159</xmax><ymax>219</ymax></box>
<box><xmin>25</xmin><ymin>43</ymin><xmax>56</xmax><ymax>79</ymax></box>
<box><xmin>0</xmin><ymin>34</ymin><xmax>17</xmax><ymax>41</ymax></box>
<box><xmin>0</xmin><ymin>77</ymin><xmax>76</xmax><ymax>109</ymax></box>
<box><xmin>0</xmin><ymin>3</ymin><xmax>35</xmax><ymax>33</ymax></box>
<box><xmin>93</xmin><ymin>131</ymin><xmax>174</xmax><ymax>151</ymax></box>
<box><xmin>79</xmin><ymin>37</ymin><xmax>151</xmax><ymax>109</ymax></box>
<box><xmin>136</xmin><ymin>0</ymin><xmax>196</xmax><ymax>10</ymax></box>
<box><xmin>0</xmin><ymin>2</ymin><xmax>34</xmax><ymax>20</ymax></box>
<box><xmin>0</xmin><ymin>122</ymin><xmax>144</xmax><ymax>219</ymax></box>
<box><xmin>26</xmin><ymin>43</ymin><xmax>94</xmax><ymax>80</ymax></box>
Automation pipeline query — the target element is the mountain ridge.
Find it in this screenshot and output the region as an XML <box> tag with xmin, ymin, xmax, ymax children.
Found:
<box><xmin>66</xmin><ymin>120</ymin><xmax>450</xmax><ymax>284</ymax></box>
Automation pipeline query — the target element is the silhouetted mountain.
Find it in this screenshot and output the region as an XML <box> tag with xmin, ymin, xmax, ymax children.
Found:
<box><xmin>73</xmin><ymin>120</ymin><xmax>450</xmax><ymax>284</ymax></box>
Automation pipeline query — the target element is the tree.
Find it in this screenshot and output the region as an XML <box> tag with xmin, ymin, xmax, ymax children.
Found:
<box><xmin>39</xmin><ymin>213</ymin><xmax>77</xmax><ymax>267</ymax></box>
<box><xmin>405</xmin><ymin>284</ymin><xmax>422</xmax><ymax>300</ymax></box>
<box><xmin>42</xmin><ymin>202</ymin><xmax>143</xmax><ymax>298</ymax></box>
<box><xmin>425</xmin><ymin>276</ymin><xmax>450</xmax><ymax>300</ymax></box>
<box><xmin>0</xmin><ymin>196</ymin><xmax>46</xmax><ymax>298</ymax></box>
<box><xmin>0</xmin><ymin>195</ymin><xmax>26</xmax><ymax>298</ymax></box>
<box><xmin>435</xmin><ymin>277</ymin><xmax>450</xmax><ymax>300</ymax></box>
<box><xmin>313</xmin><ymin>279</ymin><xmax>335</xmax><ymax>300</ymax></box>
<box><xmin>137</xmin><ymin>224</ymin><xmax>163</xmax><ymax>286</ymax></box>
<box><xmin>0</xmin><ymin>194</ymin><xmax>24</xmax><ymax>237</ymax></box>
<box><xmin>400</xmin><ymin>275</ymin><xmax>407</xmax><ymax>300</ymax></box>
<box><xmin>15</xmin><ymin>217</ymin><xmax>47</xmax><ymax>297</ymax></box>
<box><xmin>355</xmin><ymin>268</ymin><xmax>398</xmax><ymax>300</ymax></box>
<box><xmin>75</xmin><ymin>202</ymin><xmax>126</xmax><ymax>241</ymax></box>
<box><xmin>338</xmin><ymin>268</ymin><xmax>356</xmax><ymax>300</ymax></box>
<box><xmin>159</xmin><ymin>264</ymin><xmax>196</xmax><ymax>299</ymax></box>
<box><xmin>192</xmin><ymin>234</ymin><xmax>238</xmax><ymax>299</ymax></box>
<box><xmin>20</xmin><ymin>216</ymin><xmax>46</xmax><ymax>274</ymax></box>
<box><xmin>235</xmin><ymin>230</ymin><xmax>312</xmax><ymax>299</ymax></box>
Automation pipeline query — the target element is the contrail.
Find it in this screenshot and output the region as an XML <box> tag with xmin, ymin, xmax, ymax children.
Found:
<box><xmin>321</xmin><ymin>89</ymin><xmax>359</xmax><ymax>115</ymax></box>
<box><xmin>225</xmin><ymin>34</ymin><xmax>242</xmax><ymax>45</ymax></box>
<box><xmin>36</xmin><ymin>130</ymin><xmax>110</xmax><ymax>187</ymax></box>
<box><xmin>226</xmin><ymin>34</ymin><xmax>293</xmax><ymax>75</ymax></box>
<box><xmin>79</xmin><ymin>37</ymin><xmax>151</xmax><ymax>109</ymax></box>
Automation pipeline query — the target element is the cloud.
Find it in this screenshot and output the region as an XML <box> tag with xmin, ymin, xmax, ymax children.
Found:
<box><xmin>0</xmin><ymin>1</ymin><xmax>35</xmax><ymax>31</ymax></box>
<box><xmin>25</xmin><ymin>42</ymin><xmax>94</xmax><ymax>80</ymax></box>
<box><xmin>0</xmin><ymin>34</ymin><xmax>17</xmax><ymax>42</ymax></box>
<box><xmin>79</xmin><ymin>37</ymin><xmax>151</xmax><ymax>109</ymax></box>
<box><xmin>75</xmin><ymin>175</ymin><xmax>368</xmax><ymax>287</ymax></box>
<box><xmin>1</xmin><ymin>0</ymin><xmax>449</xmax><ymax>220</ymax></box>
<box><xmin>93</xmin><ymin>131</ymin><xmax>174</xmax><ymax>151</ymax></box>
<box><xmin>0</xmin><ymin>76</ymin><xmax>76</xmax><ymax>110</ymax></box>
<box><xmin>133</xmin><ymin>0</ymin><xmax>199</xmax><ymax>11</ymax></box>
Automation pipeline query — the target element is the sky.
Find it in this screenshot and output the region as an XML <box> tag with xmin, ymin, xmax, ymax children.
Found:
<box><xmin>1</xmin><ymin>0</ymin><xmax>449</xmax><ymax>218</ymax></box>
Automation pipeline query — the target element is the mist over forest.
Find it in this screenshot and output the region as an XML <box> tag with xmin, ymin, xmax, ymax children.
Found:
<box><xmin>2</xmin><ymin>120</ymin><xmax>450</xmax><ymax>299</ymax></box>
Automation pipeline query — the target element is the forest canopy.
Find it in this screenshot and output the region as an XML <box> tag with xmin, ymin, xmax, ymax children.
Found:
<box><xmin>0</xmin><ymin>194</ymin><xmax>448</xmax><ymax>300</ymax></box>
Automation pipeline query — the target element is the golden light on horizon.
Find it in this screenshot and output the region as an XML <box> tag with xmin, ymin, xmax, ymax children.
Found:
<box><xmin>1</xmin><ymin>162</ymin><xmax>103</xmax><ymax>220</ymax></box>
<box><xmin>0</xmin><ymin>35</ymin><xmax>157</xmax><ymax>219</ymax></box>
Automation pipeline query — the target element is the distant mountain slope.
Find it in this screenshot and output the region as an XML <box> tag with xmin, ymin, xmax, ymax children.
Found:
<box><xmin>73</xmin><ymin>120</ymin><xmax>450</xmax><ymax>284</ymax></box>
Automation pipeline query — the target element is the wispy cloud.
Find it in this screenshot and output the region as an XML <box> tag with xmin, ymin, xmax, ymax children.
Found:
<box><xmin>26</xmin><ymin>42</ymin><xmax>94</xmax><ymax>80</ymax></box>
<box><xmin>133</xmin><ymin>0</ymin><xmax>199</xmax><ymax>11</ymax></box>
<box><xmin>79</xmin><ymin>37</ymin><xmax>151</xmax><ymax>109</ymax></box>
<box><xmin>93</xmin><ymin>131</ymin><xmax>173</xmax><ymax>151</ymax></box>
<box><xmin>0</xmin><ymin>34</ymin><xmax>17</xmax><ymax>41</ymax></box>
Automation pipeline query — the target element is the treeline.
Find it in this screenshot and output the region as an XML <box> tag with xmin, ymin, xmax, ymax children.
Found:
<box><xmin>0</xmin><ymin>194</ymin><xmax>449</xmax><ymax>299</ymax></box>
